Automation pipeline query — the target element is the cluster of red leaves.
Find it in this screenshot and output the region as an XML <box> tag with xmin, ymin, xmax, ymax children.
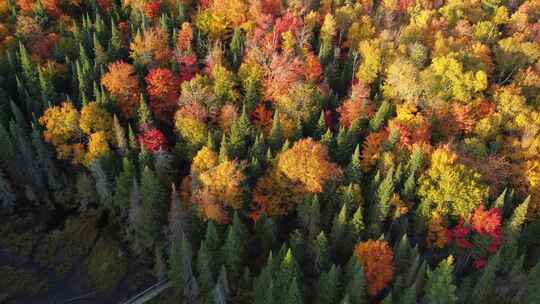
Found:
<box><xmin>337</xmin><ymin>99</ymin><xmax>374</xmax><ymax>128</ymax></box>
<box><xmin>251</xmin><ymin>103</ymin><xmax>273</xmax><ymax>134</ymax></box>
<box><xmin>42</xmin><ymin>0</ymin><xmax>62</xmax><ymax>18</ymax></box>
<box><xmin>143</xmin><ymin>0</ymin><xmax>161</xmax><ymax>19</ymax></box>
<box><xmin>176</xmin><ymin>101</ymin><xmax>209</xmax><ymax>122</ymax></box>
<box><xmin>30</xmin><ymin>33</ymin><xmax>59</xmax><ymax>58</ymax></box>
<box><xmin>145</xmin><ymin>67</ymin><xmax>180</xmax><ymax>122</ymax></box>
<box><xmin>388</xmin><ymin>118</ymin><xmax>431</xmax><ymax>150</ymax></box>
<box><xmin>274</xmin><ymin>12</ymin><xmax>302</xmax><ymax>40</ymax></box>
<box><xmin>177</xmin><ymin>54</ymin><xmax>198</xmax><ymax>83</ymax></box>
<box><xmin>138</xmin><ymin>128</ymin><xmax>167</xmax><ymax>152</ymax></box>
<box><xmin>263</xmin><ymin>54</ymin><xmax>304</xmax><ymax>102</ymax></box>
<box><xmin>446</xmin><ymin>205</ymin><xmax>503</xmax><ymax>268</ymax></box>
<box><xmin>398</xmin><ymin>0</ymin><xmax>414</xmax><ymax>12</ymax></box>
<box><xmin>354</xmin><ymin>240</ymin><xmax>395</xmax><ymax>296</ymax></box>
<box><xmin>96</xmin><ymin>0</ymin><xmax>113</xmax><ymax>12</ymax></box>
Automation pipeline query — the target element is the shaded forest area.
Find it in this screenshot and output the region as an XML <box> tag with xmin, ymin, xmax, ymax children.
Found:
<box><xmin>1</xmin><ymin>0</ymin><xmax>540</xmax><ymax>303</ymax></box>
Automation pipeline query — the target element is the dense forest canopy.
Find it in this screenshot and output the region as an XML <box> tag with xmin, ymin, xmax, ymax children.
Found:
<box><xmin>0</xmin><ymin>0</ymin><xmax>540</xmax><ymax>303</ymax></box>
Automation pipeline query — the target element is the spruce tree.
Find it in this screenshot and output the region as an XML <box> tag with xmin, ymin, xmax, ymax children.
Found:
<box><xmin>221</xmin><ymin>223</ymin><xmax>244</xmax><ymax>284</ymax></box>
<box><xmin>169</xmin><ymin>233</ymin><xmax>200</xmax><ymax>302</ymax></box>
<box><xmin>197</xmin><ymin>240</ymin><xmax>215</xmax><ymax>294</ymax></box>
<box><xmin>138</xmin><ymin>94</ymin><xmax>153</xmax><ymax>126</ymax></box>
<box><xmin>229</xmin><ymin>28</ymin><xmax>244</xmax><ymax>70</ymax></box>
<box><xmin>469</xmin><ymin>252</ymin><xmax>500</xmax><ymax>304</ymax></box>
<box><xmin>268</xmin><ymin>110</ymin><xmax>283</xmax><ymax>152</ymax></box>
<box><xmin>425</xmin><ymin>256</ymin><xmax>457</xmax><ymax>304</ymax></box>
<box><xmin>229</xmin><ymin>105</ymin><xmax>251</xmax><ymax>159</ymax></box>
<box><xmin>317</xmin><ymin>265</ymin><xmax>342</xmax><ymax>304</ymax></box>
<box><xmin>401</xmin><ymin>282</ymin><xmax>417</xmax><ymax>304</ymax></box>
<box><xmin>313</xmin><ymin>111</ymin><xmax>327</xmax><ymax>139</ymax></box>
<box><xmin>522</xmin><ymin>258</ymin><xmax>540</xmax><ymax>303</ymax></box>
<box><xmin>369</xmin><ymin>100</ymin><xmax>392</xmax><ymax>132</ymax></box>
<box><xmin>218</xmin><ymin>134</ymin><xmax>230</xmax><ymax>163</ymax></box>
<box><xmin>93</xmin><ymin>32</ymin><xmax>108</xmax><ymax>67</ymax></box>
<box><xmin>314</xmin><ymin>231</ymin><xmax>330</xmax><ymax>275</ymax></box>
<box><xmin>276</xmin><ymin>249</ymin><xmax>299</xmax><ymax>303</ymax></box>
<box><xmin>89</xmin><ymin>159</ymin><xmax>113</xmax><ymax>207</ymax></box>
<box><xmin>113</xmin><ymin>157</ymin><xmax>135</xmax><ymax>213</ymax></box>
<box><xmin>205</xmin><ymin>220</ymin><xmax>221</xmax><ymax>264</ymax></box>
<box><xmin>347</xmin><ymin>264</ymin><xmax>366</xmax><ymax>304</ymax></box>
<box><xmin>345</xmin><ymin>145</ymin><xmax>362</xmax><ymax>183</ymax></box>
<box><xmin>113</xmin><ymin>114</ymin><xmax>128</xmax><ymax>155</ymax></box>
<box><xmin>0</xmin><ymin>169</ymin><xmax>16</xmax><ymax>209</ymax></box>
<box><xmin>285</xmin><ymin>277</ymin><xmax>303</xmax><ymax>304</ymax></box>
<box><xmin>140</xmin><ymin>166</ymin><xmax>168</xmax><ymax>247</ymax></box>
<box><xmin>336</xmin><ymin>126</ymin><xmax>350</xmax><ymax>164</ymax></box>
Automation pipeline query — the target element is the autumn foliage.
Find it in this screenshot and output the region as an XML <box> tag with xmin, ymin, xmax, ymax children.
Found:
<box><xmin>354</xmin><ymin>240</ymin><xmax>395</xmax><ymax>296</ymax></box>
<box><xmin>145</xmin><ymin>67</ymin><xmax>180</xmax><ymax>122</ymax></box>
<box><xmin>101</xmin><ymin>61</ymin><xmax>141</xmax><ymax>118</ymax></box>
<box><xmin>276</xmin><ymin>138</ymin><xmax>341</xmax><ymax>193</ymax></box>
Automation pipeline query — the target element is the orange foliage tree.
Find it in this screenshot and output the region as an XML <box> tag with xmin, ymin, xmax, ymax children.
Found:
<box><xmin>145</xmin><ymin>67</ymin><xmax>180</xmax><ymax>122</ymax></box>
<box><xmin>130</xmin><ymin>27</ymin><xmax>172</xmax><ymax>67</ymax></box>
<box><xmin>101</xmin><ymin>61</ymin><xmax>141</xmax><ymax>118</ymax></box>
<box><xmin>192</xmin><ymin>160</ymin><xmax>246</xmax><ymax>223</ymax></box>
<box><xmin>354</xmin><ymin>239</ymin><xmax>395</xmax><ymax>296</ymax></box>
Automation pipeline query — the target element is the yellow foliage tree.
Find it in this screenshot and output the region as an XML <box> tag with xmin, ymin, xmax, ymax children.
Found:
<box><xmin>276</xmin><ymin>138</ymin><xmax>341</xmax><ymax>193</ymax></box>
<box><xmin>418</xmin><ymin>146</ymin><xmax>489</xmax><ymax>221</ymax></box>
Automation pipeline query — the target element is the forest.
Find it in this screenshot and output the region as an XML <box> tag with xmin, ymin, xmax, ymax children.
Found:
<box><xmin>0</xmin><ymin>0</ymin><xmax>539</xmax><ymax>303</ymax></box>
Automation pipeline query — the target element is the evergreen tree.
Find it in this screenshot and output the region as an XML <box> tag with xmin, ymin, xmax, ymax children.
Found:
<box><xmin>313</xmin><ymin>232</ymin><xmax>330</xmax><ymax>277</ymax></box>
<box><xmin>345</xmin><ymin>145</ymin><xmax>362</xmax><ymax>183</ymax></box>
<box><xmin>276</xmin><ymin>249</ymin><xmax>299</xmax><ymax>303</ymax></box>
<box><xmin>369</xmin><ymin>100</ymin><xmax>392</xmax><ymax>132</ymax></box>
<box><xmin>89</xmin><ymin>159</ymin><xmax>113</xmax><ymax>207</ymax></box>
<box><xmin>425</xmin><ymin>256</ymin><xmax>457</xmax><ymax>304</ymax></box>
<box><xmin>93</xmin><ymin>32</ymin><xmax>108</xmax><ymax>67</ymax></box>
<box><xmin>138</xmin><ymin>94</ymin><xmax>153</xmax><ymax>126</ymax></box>
<box><xmin>521</xmin><ymin>258</ymin><xmax>540</xmax><ymax>303</ymax></box>
<box><xmin>229</xmin><ymin>28</ymin><xmax>244</xmax><ymax>70</ymax></box>
<box><xmin>169</xmin><ymin>184</ymin><xmax>188</xmax><ymax>244</ymax></box>
<box><xmin>285</xmin><ymin>277</ymin><xmax>303</xmax><ymax>304</ymax></box>
<box><xmin>196</xmin><ymin>240</ymin><xmax>215</xmax><ymax>294</ymax></box>
<box><xmin>113</xmin><ymin>114</ymin><xmax>128</xmax><ymax>155</ymax></box>
<box><xmin>38</xmin><ymin>68</ymin><xmax>55</xmax><ymax>109</ymax></box>
<box><xmin>0</xmin><ymin>169</ymin><xmax>16</xmax><ymax>209</ymax></box>
<box><xmin>229</xmin><ymin>105</ymin><xmax>251</xmax><ymax>159</ymax></box>
<box><xmin>31</xmin><ymin>124</ymin><xmax>59</xmax><ymax>190</ymax></box>
<box><xmin>344</xmin><ymin>256</ymin><xmax>366</xmax><ymax>304</ymax></box>
<box><xmin>401</xmin><ymin>282</ymin><xmax>417</xmax><ymax>304</ymax></box>
<box><xmin>140</xmin><ymin>166</ymin><xmax>168</xmax><ymax>247</ymax></box>
<box><xmin>469</xmin><ymin>252</ymin><xmax>500</xmax><ymax>304</ymax></box>
<box><xmin>330</xmin><ymin>203</ymin><xmax>349</xmax><ymax>258</ymax></box>
<box><xmin>268</xmin><ymin>110</ymin><xmax>283</xmax><ymax>152</ymax></box>
<box><xmin>336</xmin><ymin>126</ymin><xmax>351</xmax><ymax>164</ymax></box>
<box><xmin>114</xmin><ymin>157</ymin><xmax>135</xmax><ymax>213</ymax></box>
<box><xmin>317</xmin><ymin>265</ymin><xmax>342</xmax><ymax>304</ymax></box>
<box><xmin>169</xmin><ymin>233</ymin><xmax>200</xmax><ymax>302</ymax></box>
<box><xmin>221</xmin><ymin>222</ymin><xmax>245</xmax><ymax>283</ymax></box>
<box><xmin>313</xmin><ymin>111</ymin><xmax>327</xmax><ymax>139</ymax></box>
<box><xmin>19</xmin><ymin>42</ymin><xmax>38</xmax><ymax>97</ymax></box>
<box><xmin>218</xmin><ymin>134</ymin><xmax>230</xmax><ymax>163</ymax></box>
